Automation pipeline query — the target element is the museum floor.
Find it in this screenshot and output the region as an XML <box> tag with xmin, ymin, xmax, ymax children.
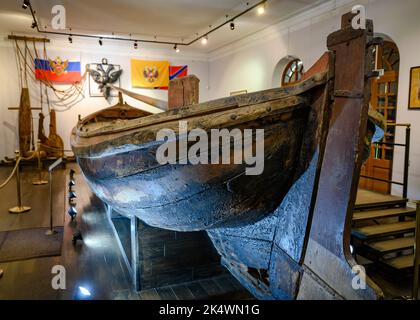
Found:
<box><xmin>0</xmin><ymin>163</ymin><xmax>253</xmax><ymax>300</ymax></box>
<box><xmin>0</xmin><ymin>163</ymin><xmax>416</xmax><ymax>300</ymax></box>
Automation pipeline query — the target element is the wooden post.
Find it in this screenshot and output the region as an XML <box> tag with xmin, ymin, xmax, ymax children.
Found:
<box><xmin>168</xmin><ymin>75</ymin><xmax>200</xmax><ymax>109</ymax></box>
<box><xmin>298</xmin><ymin>12</ymin><xmax>383</xmax><ymax>299</ymax></box>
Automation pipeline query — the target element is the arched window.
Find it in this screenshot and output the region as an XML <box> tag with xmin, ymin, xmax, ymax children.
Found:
<box><xmin>281</xmin><ymin>59</ymin><xmax>304</xmax><ymax>86</ymax></box>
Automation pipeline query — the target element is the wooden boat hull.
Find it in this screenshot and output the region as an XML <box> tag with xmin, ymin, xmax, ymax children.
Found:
<box><xmin>72</xmin><ymin>12</ymin><xmax>387</xmax><ymax>300</ymax></box>
<box><xmin>74</xmin><ymin>100</ymin><xmax>311</xmax><ymax>231</ymax></box>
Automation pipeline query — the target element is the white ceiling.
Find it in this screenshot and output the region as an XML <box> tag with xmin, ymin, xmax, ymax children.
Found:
<box><xmin>0</xmin><ymin>0</ymin><xmax>330</xmax><ymax>52</ymax></box>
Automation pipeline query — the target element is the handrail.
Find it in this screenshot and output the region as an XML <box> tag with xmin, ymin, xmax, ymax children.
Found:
<box><xmin>362</xmin><ymin>123</ymin><xmax>411</xmax><ymax>198</ymax></box>
<box><xmin>413</xmin><ymin>201</ymin><xmax>420</xmax><ymax>299</ymax></box>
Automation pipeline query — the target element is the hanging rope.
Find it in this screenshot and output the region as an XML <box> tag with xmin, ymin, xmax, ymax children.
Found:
<box><xmin>14</xmin><ymin>39</ymin><xmax>87</xmax><ymax>111</ymax></box>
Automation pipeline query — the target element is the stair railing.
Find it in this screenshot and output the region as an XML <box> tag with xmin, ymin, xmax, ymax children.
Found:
<box><xmin>413</xmin><ymin>201</ymin><xmax>420</xmax><ymax>300</ymax></box>
<box><xmin>360</xmin><ymin>123</ymin><xmax>411</xmax><ymax>198</ymax></box>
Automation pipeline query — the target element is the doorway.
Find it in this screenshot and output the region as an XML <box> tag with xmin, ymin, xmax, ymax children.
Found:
<box><xmin>359</xmin><ymin>40</ymin><xmax>400</xmax><ymax>194</ymax></box>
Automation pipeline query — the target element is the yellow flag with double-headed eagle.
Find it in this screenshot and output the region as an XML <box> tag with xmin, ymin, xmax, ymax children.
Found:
<box><xmin>131</xmin><ymin>59</ymin><xmax>169</xmax><ymax>88</ymax></box>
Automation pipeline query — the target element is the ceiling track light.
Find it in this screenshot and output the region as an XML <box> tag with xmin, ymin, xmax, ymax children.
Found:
<box><xmin>26</xmin><ymin>0</ymin><xmax>266</xmax><ymax>49</ymax></box>
<box><xmin>134</xmin><ymin>41</ymin><xmax>138</xmax><ymax>49</ymax></box>
<box><xmin>31</xmin><ymin>21</ymin><xmax>37</xmax><ymax>29</ymax></box>
<box><xmin>257</xmin><ymin>3</ymin><xmax>266</xmax><ymax>15</ymax></box>
<box><xmin>68</xmin><ymin>35</ymin><xmax>73</xmax><ymax>43</ymax></box>
<box><xmin>201</xmin><ymin>36</ymin><xmax>208</xmax><ymax>45</ymax></box>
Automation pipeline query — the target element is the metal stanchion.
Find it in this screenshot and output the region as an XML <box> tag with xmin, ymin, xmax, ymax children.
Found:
<box><xmin>45</xmin><ymin>157</ymin><xmax>63</xmax><ymax>236</ymax></box>
<box><xmin>9</xmin><ymin>150</ymin><xmax>31</xmax><ymax>214</ymax></box>
<box><xmin>413</xmin><ymin>201</ymin><xmax>420</xmax><ymax>300</ymax></box>
<box><xmin>32</xmin><ymin>140</ymin><xmax>48</xmax><ymax>185</ymax></box>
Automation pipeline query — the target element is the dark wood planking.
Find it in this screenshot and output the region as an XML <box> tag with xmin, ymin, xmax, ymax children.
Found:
<box><xmin>186</xmin><ymin>282</ymin><xmax>208</xmax><ymax>300</ymax></box>
<box><xmin>171</xmin><ymin>284</ymin><xmax>196</xmax><ymax>300</ymax></box>
<box><xmin>353</xmin><ymin>207</ymin><xmax>416</xmax><ymax>221</ymax></box>
<box><xmin>156</xmin><ymin>286</ymin><xmax>178</xmax><ymax>300</ymax></box>
<box><xmin>352</xmin><ymin>221</ymin><xmax>416</xmax><ymax>239</ymax></box>
<box><xmin>139</xmin><ymin>288</ymin><xmax>161</xmax><ymax>300</ymax></box>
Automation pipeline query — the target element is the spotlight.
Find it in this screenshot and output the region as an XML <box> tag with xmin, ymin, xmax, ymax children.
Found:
<box><xmin>69</xmin><ymin>191</ymin><xmax>77</xmax><ymax>199</ymax></box>
<box><xmin>31</xmin><ymin>21</ymin><xmax>37</xmax><ymax>29</ymax></box>
<box><xmin>99</xmin><ymin>38</ymin><xmax>103</xmax><ymax>46</ymax></box>
<box><xmin>68</xmin><ymin>180</ymin><xmax>75</xmax><ymax>187</ymax></box>
<box><xmin>22</xmin><ymin>0</ymin><xmax>29</xmax><ymax>9</ymax></box>
<box><xmin>201</xmin><ymin>36</ymin><xmax>208</xmax><ymax>45</ymax></box>
<box><xmin>257</xmin><ymin>4</ymin><xmax>266</xmax><ymax>15</ymax></box>
<box><xmin>68</xmin><ymin>206</ymin><xmax>77</xmax><ymax>220</ymax></box>
<box><xmin>69</xmin><ymin>169</ymin><xmax>76</xmax><ymax>177</ymax></box>
<box><xmin>74</xmin><ymin>286</ymin><xmax>92</xmax><ymax>300</ymax></box>
<box><xmin>72</xmin><ymin>231</ymin><xmax>83</xmax><ymax>245</ymax></box>
<box><xmin>134</xmin><ymin>41</ymin><xmax>138</xmax><ymax>49</ymax></box>
<box><xmin>68</xmin><ymin>35</ymin><xmax>72</xmax><ymax>44</ymax></box>
<box><xmin>78</xmin><ymin>286</ymin><xmax>91</xmax><ymax>297</ymax></box>
<box><xmin>174</xmin><ymin>44</ymin><xmax>180</xmax><ymax>53</ymax></box>
<box><xmin>230</xmin><ymin>22</ymin><xmax>235</xmax><ymax>30</ymax></box>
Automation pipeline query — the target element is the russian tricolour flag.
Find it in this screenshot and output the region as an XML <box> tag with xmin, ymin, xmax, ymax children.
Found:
<box><xmin>35</xmin><ymin>58</ymin><xmax>82</xmax><ymax>83</ymax></box>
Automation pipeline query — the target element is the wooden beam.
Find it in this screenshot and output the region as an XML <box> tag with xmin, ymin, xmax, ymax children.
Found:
<box><xmin>8</xmin><ymin>107</ymin><xmax>42</xmax><ymax>110</ymax></box>
<box><xmin>108</xmin><ymin>85</ymin><xmax>167</xmax><ymax>113</ymax></box>
<box><xmin>8</xmin><ymin>35</ymin><xmax>50</xmax><ymax>43</ymax></box>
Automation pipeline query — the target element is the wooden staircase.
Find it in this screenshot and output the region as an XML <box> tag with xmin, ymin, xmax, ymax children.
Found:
<box><xmin>352</xmin><ymin>189</ymin><xmax>418</xmax><ymax>271</ymax></box>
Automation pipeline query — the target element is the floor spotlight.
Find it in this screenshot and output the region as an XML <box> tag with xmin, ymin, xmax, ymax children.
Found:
<box><xmin>78</xmin><ymin>286</ymin><xmax>91</xmax><ymax>297</ymax></box>
<box><xmin>72</xmin><ymin>231</ymin><xmax>83</xmax><ymax>245</ymax></box>
<box><xmin>74</xmin><ymin>286</ymin><xmax>92</xmax><ymax>300</ymax></box>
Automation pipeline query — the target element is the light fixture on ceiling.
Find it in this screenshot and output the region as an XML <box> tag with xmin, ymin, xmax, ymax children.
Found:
<box><xmin>201</xmin><ymin>36</ymin><xmax>208</xmax><ymax>45</ymax></box>
<box><xmin>31</xmin><ymin>21</ymin><xmax>37</xmax><ymax>29</ymax></box>
<box><xmin>174</xmin><ymin>44</ymin><xmax>180</xmax><ymax>53</ymax></box>
<box><xmin>134</xmin><ymin>41</ymin><xmax>138</xmax><ymax>49</ymax></box>
<box><xmin>257</xmin><ymin>3</ymin><xmax>266</xmax><ymax>15</ymax></box>
<box><xmin>68</xmin><ymin>35</ymin><xmax>73</xmax><ymax>44</ymax></box>
<box><xmin>25</xmin><ymin>0</ymin><xmax>267</xmax><ymax>50</ymax></box>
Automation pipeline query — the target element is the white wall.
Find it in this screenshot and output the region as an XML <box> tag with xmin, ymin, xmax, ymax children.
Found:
<box><xmin>0</xmin><ymin>0</ymin><xmax>419</xmax><ymax>199</ymax></box>
<box><xmin>208</xmin><ymin>0</ymin><xmax>420</xmax><ymax>200</ymax></box>
<box><xmin>0</xmin><ymin>36</ymin><xmax>210</xmax><ymax>158</ymax></box>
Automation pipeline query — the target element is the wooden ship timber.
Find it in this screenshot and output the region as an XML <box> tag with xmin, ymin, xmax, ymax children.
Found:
<box><xmin>72</xmin><ymin>13</ymin><xmax>385</xmax><ymax>299</ymax></box>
